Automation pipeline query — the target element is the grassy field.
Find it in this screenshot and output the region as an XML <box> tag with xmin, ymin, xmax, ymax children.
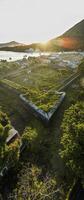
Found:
<box><xmin>1</xmin><ymin>57</ymin><xmax>74</xmax><ymax>112</ymax></box>
<box><xmin>0</xmin><ymin>52</ymin><xmax>83</xmax><ymax>124</ymax></box>
<box><xmin>6</xmin><ymin>64</ymin><xmax>73</xmax><ymax>91</ymax></box>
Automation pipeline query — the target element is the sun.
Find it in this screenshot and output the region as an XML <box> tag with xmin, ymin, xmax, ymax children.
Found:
<box><xmin>40</xmin><ymin>40</ymin><xmax>48</xmax><ymax>45</ymax></box>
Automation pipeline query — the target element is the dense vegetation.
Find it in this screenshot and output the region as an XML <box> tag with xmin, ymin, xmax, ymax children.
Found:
<box><xmin>0</xmin><ymin>112</ymin><xmax>20</xmax><ymax>172</ymax></box>
<box><xmin>60</xmin><ymin>102</ymin><xmax>84</xmax><ymax>179</ymax></box>
<box><xmin>8</xmin><ymin>164</ymin><xmax>63</xmax><ymax>200</ymax></box>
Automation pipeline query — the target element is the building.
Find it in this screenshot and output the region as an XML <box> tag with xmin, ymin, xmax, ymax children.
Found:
<box><xmin>6</xmin><ymin>128</ymin><xmax>20</xmax><ymax>145</ymax></box>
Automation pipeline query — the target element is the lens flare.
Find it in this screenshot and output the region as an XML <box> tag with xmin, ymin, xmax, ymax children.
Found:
<box><xmin>56</xmin><ymin>37</ymin><xmax>78</xmax><ymax>49</ymax></box>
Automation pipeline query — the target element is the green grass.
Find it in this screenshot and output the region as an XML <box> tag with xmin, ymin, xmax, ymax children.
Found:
<box><xmin>25</xmin><ymin>91</ymin><xmax>61</xmax><ymax>112</ymax></box>
<box><xmin>1</xmin><ymin>60</ymin><xmax>73</xmax><ymax>112</ymax></box>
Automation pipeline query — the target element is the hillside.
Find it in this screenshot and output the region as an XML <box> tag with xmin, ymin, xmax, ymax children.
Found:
<box><xmin>62</xmin><ymin>19</ymin><xmax>84</xmax><ymax>38</ymax></box>
<box><xmin>47</xmin><ymin>19</ymin><xmax>84</xmax><ymax>51</ymax></box>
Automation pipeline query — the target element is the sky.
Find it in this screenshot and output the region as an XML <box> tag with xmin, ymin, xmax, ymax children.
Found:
<box><xmin>0</xmin><ymin>0</ymin><xmax>84</xmax><ymax>44</ymax></box>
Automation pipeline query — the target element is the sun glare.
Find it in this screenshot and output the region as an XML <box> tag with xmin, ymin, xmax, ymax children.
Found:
<box><xmin>41</xmin><ymin>41</ymin><xmax>48</xmax><ymax>45</ymax></box>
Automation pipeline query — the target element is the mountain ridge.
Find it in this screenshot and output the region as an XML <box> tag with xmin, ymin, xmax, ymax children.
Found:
<box><xmin>45</xmin><ymin>19</ymin><xmax>84</xmax><ymax>51</ymax></box>
<box><xmin>0</xmin><ymin>41</ymin><xmax>25</xmax><ymax>48</ymax></box>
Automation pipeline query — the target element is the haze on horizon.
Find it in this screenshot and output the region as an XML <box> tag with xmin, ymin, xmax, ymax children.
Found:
<box><xmin>0</xmin><ymin>0</ymin><xmax>84</xmax><ymax>44</ymax></box>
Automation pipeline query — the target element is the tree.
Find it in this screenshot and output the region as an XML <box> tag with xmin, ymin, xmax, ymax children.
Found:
<box><xmin>21</xmin><ymin>127</ymin><xmax>38</xmax><ymax>153</ymax></box>
<box><xmin>0</xmin><ymin>111</ymin><xmax>10</xmax><ymax>127</ymax></box>
<box><xmin>8</xmin><ymin>164</ymin><xmax>63</xmax><ymax>200</ymax></box>
<box><xmin>4</xmin><ymin>139</ymin><xmax>20</xmax><ymax>168</ymax></box>
<box><xmin>0</xmin><ymin>111</ymin><xmax>20</xmax><ymax>171</ymax></box>
<box><xmin>60</xmin><ymin>102</ymin><xmax>84</xmax><ymax>178</ymax></box>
